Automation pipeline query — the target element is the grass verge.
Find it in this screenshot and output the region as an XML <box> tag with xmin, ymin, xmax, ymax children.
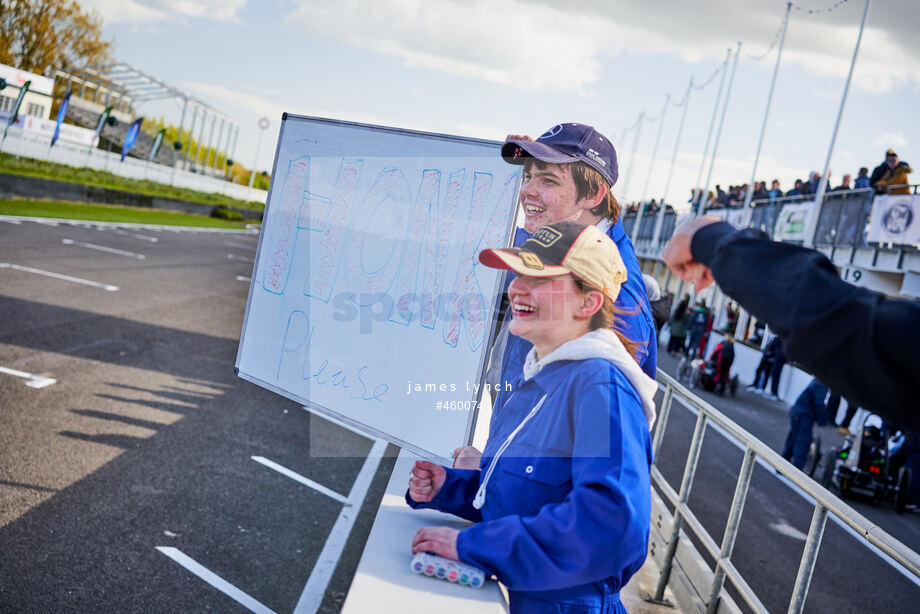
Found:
<box><xmin>0</xmin><ymin>153</ymin><xmax>265</xmax><ymax>211</ymax></box>
<box><xmin>0</xmin><ymin>199</ymin><xmax>255</xmax><ymax>229</ymax></box>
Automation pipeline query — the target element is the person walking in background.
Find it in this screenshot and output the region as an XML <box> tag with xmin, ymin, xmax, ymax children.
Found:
<box><xmin>781</xmin><ymin>378</ymin><xmax>829</xmax><ymax>471</ymax></box>
<box><xmin>763</xmin><ymin>336</ymin><xmax>786</xmax><ymax>401</ymax></box>
<box><xmin>666</xmin><ymin>295</ymin><xmax>690</xmax><ymax>356</ymax></box>
<box><xmin>747</xmin><ymin>335</ymin><xmax>779</xmax><ymax>393</ymax></box>
<box><xmin>709</xmin><ymin>334</ymin><xmax>735</xmax><ymax>396</ymax></box>
<box><xmin>685</xmin><ymin>300</ymin><xmax>709</xmax><ymax>358</ymax></box>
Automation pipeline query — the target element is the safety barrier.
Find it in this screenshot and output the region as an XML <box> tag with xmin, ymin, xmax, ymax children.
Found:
<box><xmin>0</xmin><ymin>129</ymin><xmax>267</xmax><ymax>204</ymax></box>
<box><xmin>649</xmin><ymin>370</ymin><xmax>920</xmax><ymax>614</ymax></box>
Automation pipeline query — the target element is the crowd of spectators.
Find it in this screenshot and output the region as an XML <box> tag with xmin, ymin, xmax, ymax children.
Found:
<box><xmin>685</xmin><ymin>148</ymin><xmax>913</xmax><ymax>210</ymax></box>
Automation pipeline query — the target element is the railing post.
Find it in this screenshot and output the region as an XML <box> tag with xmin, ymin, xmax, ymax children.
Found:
<box><xmin>706</xmin><ymin>446</ymin><xmax>756</xmax><ymax>614</ymax></box>
<box><xmin>655</xmin><ymin>410</ymin><xmax>708</xmax><ymax>601</ymax></box>
<box><xmin>787</xmin><ymin>504</ymin><xmax>828</xmax><ymax>614</ymax></box>
<box><xmin>652</xmin><ymin>385</ymin><xmax>673</xmax><ymax>459</ymax></box>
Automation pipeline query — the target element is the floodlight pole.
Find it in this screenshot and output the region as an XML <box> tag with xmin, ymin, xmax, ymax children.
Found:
<box><xmin>741</xmin><ymin>1</ymin><xmax>793</xmax><ymax>226</ymax></box>
<box><xmin>803</xmin><ymin>0</ymin><xmax>872</xmax><ymax>248</ymax></box>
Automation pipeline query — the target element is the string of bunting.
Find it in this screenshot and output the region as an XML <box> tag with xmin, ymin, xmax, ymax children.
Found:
<box><xmin>793</xmin><ymin>0</ymin><xmax>850</xmax><ymax>15</ymax></box>
<box><xmin>746</xmin><ymin>21</ymin><xmax>784</xmax><ymax>61</ymax></box>
<box><xmin>691</xmin><ymin>63</ymin><xmax>723</xmax><ymax>90</ymax></box>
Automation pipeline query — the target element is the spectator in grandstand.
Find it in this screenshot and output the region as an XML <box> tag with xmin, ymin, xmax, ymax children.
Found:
<box><xmin>768</xmin><ymin>179</ymin><xmax>784</xmax><ymax>202</ymax></box>
<box><xmin>716</xmin><ymin>184</ymin><xmax>727</xmax><ymax>205</ymax></box>
<box><xmin>661</xmin><ymin>215</ymin><xmax>920</xmax><ymax>430</ymax></box>
<box><xmin>781</xmin><ymin>378</ymin><xmax>829</xmax><ymax>471</ymax></box>
<box><xmin>854</xmin><ymin>166</ymin><xmax>870</xmax><ymax>189</ymax></box>
<box><xmin>872</xmin><ymin>149</ymin><xmax>913</xmax><ymax>194</ymax></box>
<box><xmin>805</xmin><ymin>171</ymin><xmax>821</xmax><ymax>195</ymax></box>
<box><xmin>408</xmin><ymin>222</ymin><xmax>656</xmax><ymax>613</ymax></box>
<box><xmin>786</xmin><ymin>179</ymin><xmax>805</xmax><ymax>197</ymax></box>
<box><xmin>752</xmin><ymin>181</ymin><xmax>769</xmax><ymax>201</ymax></box>
<box><xmin>833</xmin><ymin>174</ymin><xmax>852</xmax><ymax>191</ymax></box>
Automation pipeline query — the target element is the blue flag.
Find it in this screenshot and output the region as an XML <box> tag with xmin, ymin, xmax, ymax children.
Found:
<box><xmin>121</xmin><ymin>118</ymin><xmax>143</xmax><ymax>161</ymax></box>
<box><xmin>51</xmin><ymin>91</ymin><xmax>71</xmax><ymax>148</ymax></box>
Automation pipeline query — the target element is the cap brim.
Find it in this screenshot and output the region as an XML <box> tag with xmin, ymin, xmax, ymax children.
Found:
<box><xmin>501</xmin><ymin>139</ymin><xmax>579</xmax><ymax>165</ymax></box>
<box><xmin>479</xmin><ymin>248</ymin><xmax>569</xmax><ymax>277</ymax></box>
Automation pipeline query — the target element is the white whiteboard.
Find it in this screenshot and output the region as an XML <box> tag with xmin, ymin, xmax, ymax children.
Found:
<box><xmin>235</xmin><ymin>114</ymin><xmax>520</xmax><ymax>462</ymax></box>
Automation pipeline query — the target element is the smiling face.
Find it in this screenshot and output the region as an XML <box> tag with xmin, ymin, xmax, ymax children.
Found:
<box><xmin>519</xmin><ymin>161</ymin><xmax>602</xmax><ymax>233</ymax></box>
<box><xmin>507</xmin><ymin>273</ymin><xmax>598</xmax><ymax>359</ymax></box>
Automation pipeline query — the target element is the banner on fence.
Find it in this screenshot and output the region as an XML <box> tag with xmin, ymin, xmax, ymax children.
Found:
<box><xmin>867</xmin><ymin>194</ymin><xmax>920</xmax><ymax>245</ymax></box>
<box><xmin>774</xmin><ymin>201</ymin><xmax>814</xmax><ymax>241</ymax></box>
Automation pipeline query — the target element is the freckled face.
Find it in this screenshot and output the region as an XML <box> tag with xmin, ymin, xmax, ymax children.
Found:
<box><xmin>519</xmin><ymin>162</ymin><xmax>599</xmax><ymax>233</ymax></box>
<box><xmin>507</xmin><ymin>273</ymin><xmax>588</xmax><ymax>357</ymax></box>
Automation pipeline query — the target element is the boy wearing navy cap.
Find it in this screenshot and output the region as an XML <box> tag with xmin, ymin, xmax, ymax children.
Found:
<box><xmin>496</xmin><ymin>123</ymin><xmax>656</xmax><ymax>381</ymax></box>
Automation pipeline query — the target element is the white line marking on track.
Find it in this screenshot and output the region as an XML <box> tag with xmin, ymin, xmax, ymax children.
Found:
<box><xmin>155</xmin><ymin>547</ymin><xmax>276</xmax><ymax>614</ymax></box>
<box><xmin>226</xmin><ymin>253</ymin><xmax>251</xmax><ymax>262</ymax></box>
<box><xmin>674</xmin><ymin>396</ymin><xmax>920</xmax><ymax>588</ymax></box>
<box><xmin>113</xmin><ymin>229</ymin><xmax>159</xmax><ymax>243</ymax></box>
<box><xmin>224</xmin><ymin>240</ymin><xmax>255</xmax><ymax>250</ymax></box>
<box><xmin>0</xmin><ymin>366</ymin><xmax>57</xmax><ymax>388</ymax></box>
<box><xmin>0</xmin><ymin>217</ymin><xmax>21</xmax><ymax>224</ymax></box>
<box><xmin>62</xmin><ymin>238</ymin><xmax>145</xmax><ymax>259</ymax></box>
<box><xmin>293</xmin><ymin>438</ymin><xmax>388</xmax><ymax>614</ymax></box>
<box><xmin>251</xmin><ymin>456</ymin><xmax>349</xmax><ymax>504</ymax></box>
<box><xmin>236</xmin><ymin>275</ymin><xmax>251</xmax><ymax>282</ymax></box>
<box><xmin>0</xmin><ymin>262</ymin><xmax>118</xmax><ymax>291</ymax></box>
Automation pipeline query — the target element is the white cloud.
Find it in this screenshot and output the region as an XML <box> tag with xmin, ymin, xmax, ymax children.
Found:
<box><xmin>81</xmin><ymin>0</ymin><xmax>247</xmax><ymax>24</ymax></box>
<box><xmin>286</xmin><ymin>0</ymin><xmax>608</xmax><ymax>93</ymax></box>
<box><xmin>81</xmin><ymin>0</ymin><xmax>169</xmax><ymax>24</ymax></box>
<box><xmin>873</xmin><ymin>132</ymin><xmax>908</xmax><ymax>148</ymax></box>
<box><xmin>284</xmin><ymin>0</ymin><xmax>920</xmax><ymax>95</ymax></box>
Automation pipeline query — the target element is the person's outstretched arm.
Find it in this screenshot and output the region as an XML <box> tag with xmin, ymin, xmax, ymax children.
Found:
<box><xmin>663</xmin><ymin>217</ymin><xmax>920</xmax><ymax>430</ymax></box>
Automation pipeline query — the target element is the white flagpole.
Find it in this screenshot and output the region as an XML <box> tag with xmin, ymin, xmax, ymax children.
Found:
<box><xmin>633</xmin><ymin>95</ymin><xmax>669</xmax><ymax>244</ymax></box>
<box><xmin>700</xmin><ymin>42</ymin><xmax>742</xmax><ymax>214</ymax></box>
<box><xmin>652</xmin><ymin>77</ymin><xmax>694</xmax><ymax>246</ymax></box>
<box><xmin>803</xmin><ymin>0</ymin><xmax>873</xmax><ymax>248</ymax></box>
<box><xmin>741</xmin><ymin>1</ymin><xmax>793</xmax><ymax>226</ymax></box>
<box><xmin>693</xmin><ymin>48</ymin><xmax>732</xmax><ymax>210</ymax></box>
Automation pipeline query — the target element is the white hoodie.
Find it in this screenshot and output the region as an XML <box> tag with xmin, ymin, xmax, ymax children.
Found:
<box><xmin>522</xmin><ymin>328</ymin><xmax>658</xmax><ymax>428</ymax></box>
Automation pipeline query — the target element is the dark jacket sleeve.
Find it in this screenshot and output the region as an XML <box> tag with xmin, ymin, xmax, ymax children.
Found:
<box><xmin>691</xmin><ymin>222</ymin><xmax>920</xmax><ymax>430</ymax></box>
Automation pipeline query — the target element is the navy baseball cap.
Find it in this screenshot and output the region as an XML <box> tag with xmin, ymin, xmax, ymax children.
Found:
<box><xmin>501</xmin><ymin>123</ymin><xmax>619</xmax><ymax>187</ymax></box>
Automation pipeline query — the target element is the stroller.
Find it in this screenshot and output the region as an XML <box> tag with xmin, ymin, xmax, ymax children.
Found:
<box><xmin>676</xmin><ymin>355</ymin><xmax>739</xmax><ymax>397</ymax></box>
<box><xmin>822</xmin><ymin>417</ymin><xmax>897</xmax><ymax>504</ymax></box>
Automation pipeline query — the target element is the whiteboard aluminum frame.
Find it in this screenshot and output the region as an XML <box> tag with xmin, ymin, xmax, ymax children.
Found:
<box><xmin>235</xmin><ymin>113</ymin><xmax>518</xmax><ymax>464</ymax></box>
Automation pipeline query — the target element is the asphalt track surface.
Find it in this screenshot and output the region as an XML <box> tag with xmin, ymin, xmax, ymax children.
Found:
<box><xmin>0</xmin><ymin>217</ymin><xmax>397</xmax><ymax>613</ymax></box>
<box><xmin>1</xmin><ymin>216</ymin><xmax>918</xmax><ymax>612</ymax></box>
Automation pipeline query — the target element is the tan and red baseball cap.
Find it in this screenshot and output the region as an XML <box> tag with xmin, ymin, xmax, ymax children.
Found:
<box><xmin>479</xmin><ymin>221</ymin><xmax>627</xmax><ymax>300</ymax></box>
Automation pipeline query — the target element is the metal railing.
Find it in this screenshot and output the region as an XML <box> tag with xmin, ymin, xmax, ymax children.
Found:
<box><xmin>0</xmin><ymin>128</ymin><xmax>268</xmax><ymax>204</ymax></box>
<box><xmin>650</xmin><ymin>370</ymin><xmax>920</xmax><ymax>614</ymax></box>
<box><xmin>622</xmin><ymin>185</ymin><xmax>920</xmax><ymax>258</ymax></box>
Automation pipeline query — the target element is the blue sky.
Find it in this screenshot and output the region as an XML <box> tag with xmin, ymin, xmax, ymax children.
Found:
<box><xmin>80</xmin><ymin>0</ymin><xmax>919</xmax><ymax>209</ymax></box>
